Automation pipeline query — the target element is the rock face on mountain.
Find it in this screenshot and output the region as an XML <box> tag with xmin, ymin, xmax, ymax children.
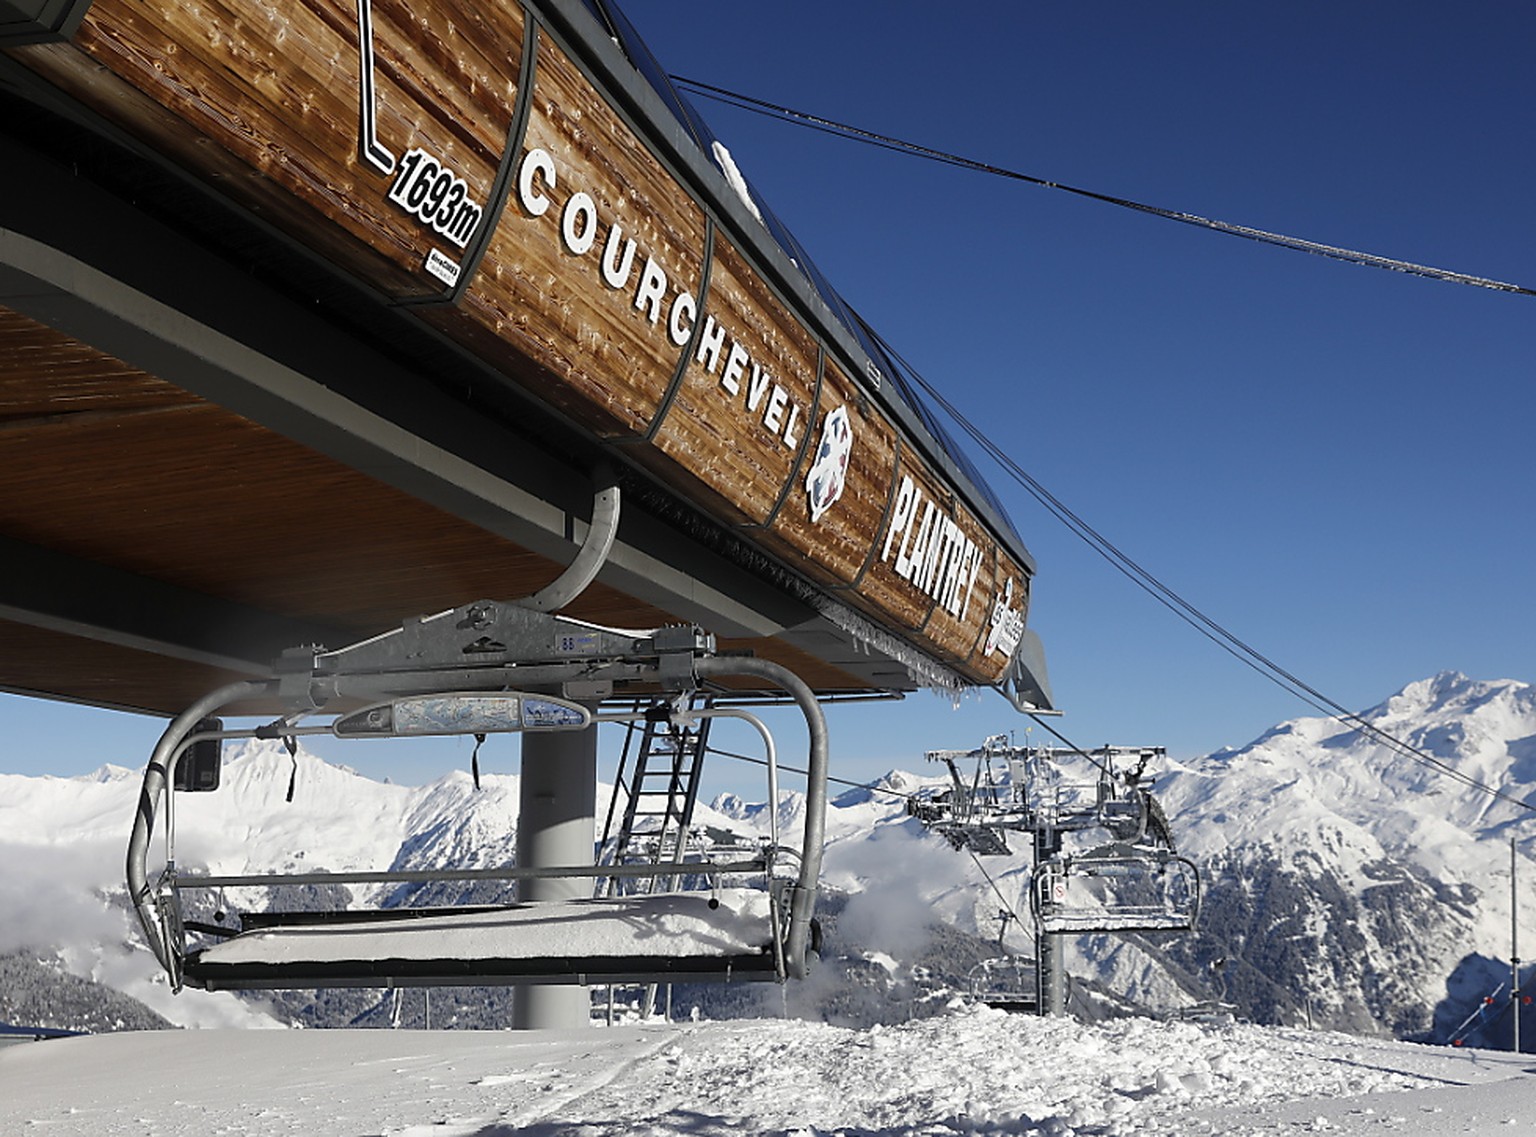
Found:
<box><xmin>4</xmin><ymin>674</ymin><xmax>1533</xmax><ymax>1039</ymax></box>
<box><xmin>715</xmin><ymin>673</ymin><xmax>1536</xmax><ymax>1043</ymax></box>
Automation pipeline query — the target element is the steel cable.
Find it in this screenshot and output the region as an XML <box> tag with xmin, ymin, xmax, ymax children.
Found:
<box><xmin>861</xmin><ymin>328</ymin><xmax>1535</xmax><ymax>813</ymax></box>
<box><xmin>674</xmin><ymin>76</ymin><xmax>1534</xmax><ymax>298</ymax></box>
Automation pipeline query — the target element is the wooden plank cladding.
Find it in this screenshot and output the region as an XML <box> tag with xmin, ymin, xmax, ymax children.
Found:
<box><xmin>6</xmin><ymin>0</ymin><xmax>1034</xmax><ymax>690</ymax></box>
<box><xmin>22</xmin><ymin>0</ymin><xmax>522</xmax><ymax>299</ymax></box>
<box><xmin>436</xmin><ymin>24</ymin><xmax>705</xmax><ymax>439</ymax></box>
<box><xmin>0</xmin><ymin>307</ymin><xmax>191</xmax><ymax>421</ymax></box>
<box><xmin>763</xmin><ymin>359</ymin><xmax>897</xmax><ymax>588</ymax></box>
<box><xmin>648</xmin><ymin>232</ymin><xmax>820</xmax><ymax>526</ymax></box>
<box><xmin>923</xmin><ymin>497</ymin><xmax>1000</xmax><ymax>671</ymax></box>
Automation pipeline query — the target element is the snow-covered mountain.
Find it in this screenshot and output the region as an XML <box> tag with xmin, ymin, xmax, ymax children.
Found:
<box><xmin>1132</xmin><ymin>671</ymin><xmax>1536</xmax><ymax>1043</ymax></box>
<box><xmin>0</xmin><ymin>744</ymin><xmax>513</xmax><ymax>1029</ymax></box>
<box><xmin>4</xmin><ymin>673</ymin><xmax>1534</xmax><ymax>1041</ymax></box>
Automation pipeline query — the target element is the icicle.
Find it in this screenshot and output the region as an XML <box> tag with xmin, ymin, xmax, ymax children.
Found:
<box><xmin>283</xmin><ymin>736</ymin><xmax>298</xmax><ymax>803</ymax></box>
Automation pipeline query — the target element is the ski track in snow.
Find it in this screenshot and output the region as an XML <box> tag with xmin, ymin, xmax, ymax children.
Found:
<box><xmin>3</xmin><ymin>1006</ymin><xmax>1533</xmax><ymax>1136</ymax></box>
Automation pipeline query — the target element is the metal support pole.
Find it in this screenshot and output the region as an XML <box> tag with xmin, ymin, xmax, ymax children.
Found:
<box><xmin>511</xmin><ymin>715</ymin><xmax>598</xmax><ymax>1030</ymax></box>
<box><xmin>1037</xmin><ymin>931</ymin><xmax>1066</xmax><ymax>1017</ymax></box>
<box><xmin>1034</xmin><ymin>828</ymin><xmax>1066</xmax><ymax>1017</ymax></box>
<box><xmin>1513</xmin><ymin>836</ymin><xmax>1521</xmax><ymax>1054</ymax></box>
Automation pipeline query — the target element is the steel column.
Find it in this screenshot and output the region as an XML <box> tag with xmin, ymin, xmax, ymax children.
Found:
<box><xmin>511</xmin><ymin>717</ymin><xmax>598</xmax><ymax>1029</ymax></box>
<box><xmin>1034</xmin><ymin>828</ymin><xmax>1066</xmax><ymax>1016</ymax></box>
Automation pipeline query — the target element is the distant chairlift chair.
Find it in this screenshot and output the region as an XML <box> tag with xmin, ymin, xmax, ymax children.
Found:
<box><xmin>967</xmin><ymin>955</ymin><xmax>1039</xmax><ymax>1014</ymax></box>
<box><xmin>1030</xmin><ymin>842</ymin><xmax>1201</xmax><ymax>935</ymax></box>
<box><xmin>909</xmin><ymin>736</ymin><xmax>1201</xmax><ymax>1014</ymax></box>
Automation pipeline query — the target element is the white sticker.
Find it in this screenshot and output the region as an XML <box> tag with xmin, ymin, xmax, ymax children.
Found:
<box><xmin>424</xmin><ymin>248</ymin><xmax>462</xmax><ymax>287</ymax></box>
<box><xmin>985</xmin><ymin>577</ymin><xmax>1026</xmax><ymax>658</ymax></box>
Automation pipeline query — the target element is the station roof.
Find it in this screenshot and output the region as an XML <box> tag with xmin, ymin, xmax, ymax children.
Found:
<box><xmin>0</xmin><ymin>1</ymin><xmax>1045</xmax><ymax>721</ymax></box>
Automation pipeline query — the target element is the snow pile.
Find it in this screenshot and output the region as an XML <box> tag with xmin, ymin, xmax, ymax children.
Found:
<box><xmin>711</xmin><ymin>141</ymin><xmax>765</xmax><ymax>224</ymax></box>
<box><xmin>2</xmin><ymin>1006</ymin><xmax>1531</xmax><ymax>1136</ymax></box>
<box><xmin>602</xmin><ymin>1010</ymin><xmax>1437</xmax><ymax>1134</ymax></box>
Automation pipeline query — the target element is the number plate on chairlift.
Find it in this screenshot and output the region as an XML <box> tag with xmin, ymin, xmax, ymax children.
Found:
<box><xmin>332</xmin><ymin>693</ymin><xmax>591</xmax><ymax>737</ymax></box>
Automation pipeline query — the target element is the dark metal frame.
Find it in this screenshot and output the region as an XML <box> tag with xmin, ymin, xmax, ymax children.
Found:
<box><xmin>0</xmin><ymin>0</ymin><xmax>92</xmax><ymax>47</ymax></box>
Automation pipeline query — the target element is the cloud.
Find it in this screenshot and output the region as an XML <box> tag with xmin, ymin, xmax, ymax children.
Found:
<box><xmin>0</xmin><ymin>839</ymin><xmax>129</xmax><ymax>955</ymax></box>
<box><xmin>828</xmin><ymin>822</ymin><xmax>979</xmax><ymax>960</ymax></box>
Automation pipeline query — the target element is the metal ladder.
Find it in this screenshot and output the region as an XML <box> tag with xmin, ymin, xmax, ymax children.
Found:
<box><xmin>596</xmin><ymin>697</ymin><xmax>715</xmax><ymax>1023</ymax></box>
<box><xmin>598</xmin><ymin>697</ymin><xmax>715</xmax><ymax>899</ymax></box>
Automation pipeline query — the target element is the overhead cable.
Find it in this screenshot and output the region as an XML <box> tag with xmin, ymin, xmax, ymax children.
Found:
<box><xmin>673</xmin><ymin>76</ymin><xmax>1534</xmax><ymax>299</ymax></box>
<box><xmin>860</xmin><ymin>327</ymin><xmax>1535</xmax><ymax>814</ymax></box>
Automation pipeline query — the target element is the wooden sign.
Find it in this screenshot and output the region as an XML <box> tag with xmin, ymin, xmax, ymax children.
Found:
<box><xmin>8</xmin><ymin>0</ymin><xmax>1035</xmax><ymax>687</ymax></box>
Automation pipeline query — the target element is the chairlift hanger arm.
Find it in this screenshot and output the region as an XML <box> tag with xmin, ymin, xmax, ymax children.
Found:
<box><xmin>515</xmin><ymin>462</ymin><xmax>620</xmax><ymax>614</ymax></box>
<box><xmin>127</xmin><ymin>678</ymin><xmax>275</xmax><ymax>974</ymax></box>
<box><xmin>694</xmin><ymin>654</ymin><xmax>826</xmax><ymax>980</ymax></box>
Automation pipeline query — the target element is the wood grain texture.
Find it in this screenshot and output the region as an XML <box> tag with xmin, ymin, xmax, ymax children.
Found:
<box><xmin>0</xmin><ymin>308</ymin><xmax>878</xmax><ymax>709</ymax></box>
<box><xmin>0</xmin><ymin>310</ymin><xmax>637</xmax><ymax>635</ymax></box>
<box><xmin>970</xmin><ymin>547</ymin><xmax>1032</xmax><ymax>685</ymax></box>
<box><xmin>761</xmin><ymin>359</ymin><xmax>896</xmax><ymax>588</ymax></box>
<box><xmin>648</xmin><ymin>234</ymin><xmax>819</xmax><ymax>526</ymax></box>
<box><xmin>0</xmin><ymin>308</ymin><xmax>197</xmax><ymax>422</ymax></box>
<box><xmin>21</xmin><ymin>0</ymin><xmax>522</xmax><ymax>298</ymax></box>
<box><xmin>5</xmin><ymin>2</ymin><xmax>1035</xmax><ymax>692</ymax></box>
<box><xmin>853</xmin><ymin>443</ymin><xmax>952</xmax><ymax>633</ymax></box>
<box><xmin>0</xmin><ymin>618</ymin><xmax>265</xmax><ymax>716</ymax></box>
<box><xmin>448</xmin><ymin>26</ymin><xmax>704</xmax><ymax>438</ymax></box>
<box><xmin>920</xmin><ymin>498</ymin><xmax>997</xmax><ymax>669</ymax></box>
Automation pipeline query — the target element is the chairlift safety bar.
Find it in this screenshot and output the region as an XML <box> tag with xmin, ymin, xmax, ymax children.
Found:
<box><xmin>170</xmin><ymin>859</ymin><xmax>779</xmax><ymax>891</ymax></box>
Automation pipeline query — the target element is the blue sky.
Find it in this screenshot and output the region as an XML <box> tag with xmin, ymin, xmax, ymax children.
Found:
<box><xmin>3</xmin><ymin>3</ymin><xmax>1532</xmax><ymax>798</ymax></box>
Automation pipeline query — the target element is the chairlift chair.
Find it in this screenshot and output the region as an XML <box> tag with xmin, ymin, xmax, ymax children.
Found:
<box><xmin>1030</xmin><ymin>842</ymin><xmax>1201</xmax><ymax>935</ymax></box>
<box><xmin>126</xmin><ymin>609</ymin><xmax>829</xmax><ymax>992</ymax></box>
<box><xmin>967</xmin><ymin>955</ymin><xmax>1039</xmax><ymax>1014</ymax></box>
<box><xmin>127</xmin><ymin>470</ymin><xmax>829</xmax><ymax>994</ymax></box>
<box><xmin>125</xmin><ymin>470</ymin><xmax>835</xmax><ymax>995</ymax></box>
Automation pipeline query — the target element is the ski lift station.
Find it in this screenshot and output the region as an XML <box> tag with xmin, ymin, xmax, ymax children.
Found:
<box><xmin>0</xmin><ymin>0</ymin><xmax>1189</xmax><ymax>1027</ymax></box>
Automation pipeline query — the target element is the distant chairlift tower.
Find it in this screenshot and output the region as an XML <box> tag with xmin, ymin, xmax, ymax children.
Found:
<box><xmin>909</xmin><ymin>736</ymin><xmax>1200</xmax><ymax>1016</ymax></box>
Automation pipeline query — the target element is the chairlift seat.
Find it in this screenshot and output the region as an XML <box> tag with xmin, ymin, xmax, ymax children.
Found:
<box><xmin>1036</xmin><ymin>908</ymin><xmax>1197</xmax><ymax>935</ymax></box>
<box><xmin>968</xmin><ymin>955</ymin><xmax>1039</xmax><ymax>1013</ymax></box>
<box><xmin>128</xmin><ymin>605</ymin><xmax>831</xmax><ymax>993</ymax></box>
<box><xmin>943</xmin><ymin>826</ymin><xmax>1011</xmax><ymax>856</ymax></box>
<box><xmin>1032</xmin><ymin>846</ymin><xmax>1201</xmax><ymax>936</ymax></box>
<box><xmin>183</xmin><ymin>889</ymin><xmax>779</xmax><ymax>989</ymax></box>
